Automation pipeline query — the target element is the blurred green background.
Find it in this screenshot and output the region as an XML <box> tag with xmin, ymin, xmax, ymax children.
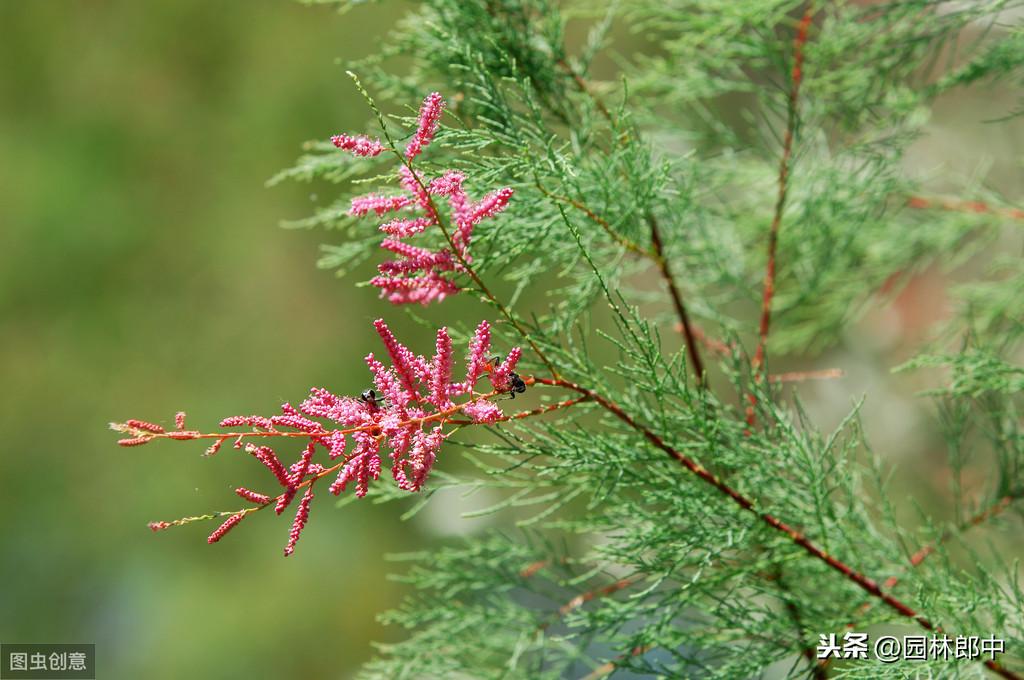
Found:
<box><xmin>2</xmin><ymin>2</ymin><xmax>1022</xmax><ymax>679</ymax></box>
<box><xmin>0</xmin><ymin>2</ymin><xmax>426</xmax><ymax>678</ymax></box>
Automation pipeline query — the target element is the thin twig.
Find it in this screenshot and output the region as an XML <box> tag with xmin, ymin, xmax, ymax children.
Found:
<box><xmin>850</xmin><ymin>493</ymin><xmax>1021</xmax><ymax>624</ymax></box>
<box><xmin>748</xmin><ymin>4</ymin><xmax>815</xmax><ymax>428</ymax></box>
<box><xmin>534</xmin><ymin>183</ymin><xmax>649</xmax><ymax>256</ymax></box>
<box><xmin>907</xmin><ymin>195</ymin><xmax>1024</xmax><ymax>221</ymax></box>
<box><xmin>769</xmin><ymin>368</ymin><xmax>844</xmax><ymax>384</ymax></box>
<box><xmin>556</xmin><ymin>61</ymin><xmax>706</xmax><ymax>386</ymax></box>
<box><xmin>556</xmin><ymin>58</ymin><xmax>612</xmax><ymax>122</ymax></box>
<box><xmin>649</xmin><ymin>213</ymin><xmax>706</xmax><ymax>384</ymax></box>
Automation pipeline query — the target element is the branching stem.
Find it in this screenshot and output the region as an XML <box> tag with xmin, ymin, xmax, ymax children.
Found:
<box><xmin>531</xmin><ymin>375</ymin><xmax>1022</xmax><ymax>680</ymax></box>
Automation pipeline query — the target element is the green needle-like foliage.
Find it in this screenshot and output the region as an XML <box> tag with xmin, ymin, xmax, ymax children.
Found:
<box><xmin>276</xmin><ymin>0</ymin><xmax>1024</xmax><ymax>676</ymax></box>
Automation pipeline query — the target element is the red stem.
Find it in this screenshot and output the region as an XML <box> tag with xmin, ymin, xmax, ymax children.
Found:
<box><xmin>747</xmin><ymin>5</ymin><xmax>815</xmax><ymax>428</ymax></box>
<box><xmin>648</xmin><ymin>213</ymin><xmax>706</xmax><ymax>384</ymax></box>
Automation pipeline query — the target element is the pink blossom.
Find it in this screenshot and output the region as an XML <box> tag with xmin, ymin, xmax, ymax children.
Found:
<box><xmin>288</xmin><ymin>441</ymin><xmax>316</xmax><ymax>487</ymax></box>
<box><xmin>393</xmin><ymin>427</ymin><xmax>445</xmax><ymax>491</ymax></box>
<box><xmin>220</xmin><ymin>415</ymin><xmax>275</xmax><ymax>429</ymax></box>
<box><xmin>331</xmin><ymin>133</ymin><xmax>385</xmax><ymax>157</ymax></box>
<box><xmin>246</xmin><ymin>444</ymin><xmax>291</xmax><ymax>488</ymax></box>
<box><xmin>463</xmin><ymin>399</ymin><xmax>503</xmax><ymax>424</ymax></box>
<box><xmin>126</xmin><ymin>319</ymin><xmax>524</xmax><ymax>556</ymax></box>
<box><xmin>125</xmin><ymin>419</ymin><xmax>164</xmax><ymax>434</ymax></box>
<box><xmin>490</xmin><ymin>347</ymin><xmax>522</xmax><ymax>391</ymax></box>
<box><xmin>405</xmin><ymin>92</ymin><xmax>445</xmax><ymax>159</ymax></box>
<box><xmin>284</xmin><ymin>485</ymin><xmax>314</xmax><ymax>556</ymax></box>
<box><xmin>329</xmin><ymin>433</ymin><xmax>382</xmax><ymax>497</ymax></box>
<box><xmin>373</xmin><ymin>318</ymin><xmax>427</xmax><ymax>398</ymax></box>
<box><xmin>236</xmin><ymin>487</ymin><xmax>271</xmax><ymax>505</ymax></box>
<box><xmin>370</xmin><ymin>272</ymin><xmax>461</xmax><ymax>305</ymax></box>
<box><xmin>455</xmin><ymin>320</ymin><xmax>492</xmax><ymax>393</ymax></box>
<box><xmin>349</xmin><ymin>194</ymin><xmax>412</xmax><ymax>217</ymax></box>
<box><xmin>207</xmin><ymin>513</ymin><xmax>245</xmax><ymax>544</ymax></box>
<box><xmin>428</xmin><ymin>171</ymin><xmax>465</xmax><ymax>196</ymax></box>
<box><xmin>430</xmin><ymin>327</ymin><xmax>454</xmax><ymax>409</ymax></box>
<box><xmin>329</xmin><ymin>93</ymin><xmax>513</xmax><ymax>306</ymax></box>
<box><xmin>379</xmin><ymin>216</ymin><xmax>434</xmax><ymax>238</ymax></box>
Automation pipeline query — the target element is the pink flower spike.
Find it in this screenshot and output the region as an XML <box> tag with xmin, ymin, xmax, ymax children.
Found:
<box><xmin>331</xmin><ymin>133</ymin><xmax>385</xmax><ymax>157</ymax></box>
<box><xmin>288</xmin><ymin>441</ymin><xmax>317</xmax><ymax>487</ymax></box>
<box><xmin>398</xmin><ymin>166</ymin><xmax>433</xmax><ymax>211</ymax></box>
<box><xmin>470</xmin><ymin>187</ymin><xmax>515</xmax><ymax>223</ymax></box>
<box><xmin>430</xmin><ymin>327</ymin><xmax>454</xmax><ymax>409</ymax></box>
<box><xmin>327</xmin><ymin>431</ymin><xmax>347</xmax><ymax>460</ymax></box>
<box><xmin>394</xmin><ymin>426</ymin><xmax>444</xmax><ymax>491</ymax></box>
<box><xmin>236</xmin><ymin>487</ymin><xmax>271</xmax><ymax>505</ymax></box>
<box><xmin>284</xmin><ymin>485</ymin><xmax>314</xmax><ymax>557</ymax></box>
<box><xmin>204</xmin><ymin>438</ymin><xmax>226</xmax><ymax>457</ymax></box>
<box><xmin>371</xmin><ymin>272</ymin><xmax>460</xmax><ymax>306</ymax></box>
<box><xmin>349</xmin><ymin>193</ymin><xmax>413</xmax><ymax>217</ymax></box>
<box><xmin>329</xmin><ymin>437</ymin><xmax>382</xmax><ymax>497</ymax></box>
<box><xmin>458</xmin><ymin>187</ymin><xmax>514</xmax><ymax>246</ymax></box>
<box><xmin>276</xmin><ymin>487</ymin><xmax>298</xmax><ymax>515</ymax></box>
<box><xmin>405</xmin><ymin>92</ymin><xmax>445</xmax><ymax>159</ymax></box>
<box><xmin>490</xmin><ymin>346</ymin><xmax>522</xmax><ymax>391</ymax></box>
<box><xmin>148</xmin><ymin>521</ymin><xmax>172</xmax><ymax>532</ymax></box>
<box><xmin>373</xmin><ymin>319</ymin><xmax>423</xmax><ymax>398</ymax></box>
<box><xmin>126</xmin><ymin>419</ymin><xmax>165</xmax><ymax>434</ymax></box>
<box><xmin>246</xmin><ymin>445</ymin><xmax>290</xmax><ymax>488</ymax></box>
<box><xmin>457</xmin><ymin>320</ymin><xmax>492</xmax><ymax>393</ymax></box>
<box><xmin>207</xmin><ymin>513</ymin><xmax>246</xmax><ymax>544</ymax></box>
<box><xmin>428</xmin><ymin>171</ymin><xmax>465</xmax><ymax>196</ymax></box>
<box><xmin>463</xmin><ymin>399</ymin><xmax>503</xmax><ymax>424</ymax></box>
<box><xmin>379</xmin><ymin>216</ymin><xmax>435</xmax><ymax>238</ymax></box>
<box><xmin>174</xmin><ymin>411</ymin><xmax>186</xmax><ymax>430</ymax></box>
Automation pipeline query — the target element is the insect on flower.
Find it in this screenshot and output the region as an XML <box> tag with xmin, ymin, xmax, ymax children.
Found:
<box><xmin>487</xmin><ymin>354</ymin><xmax>527</xmax><ymax>399</ymax></box>
<box><xmin>358</xmin><ymin>388</ymin><xmax>386</xmax><ymax>412</ymax></box>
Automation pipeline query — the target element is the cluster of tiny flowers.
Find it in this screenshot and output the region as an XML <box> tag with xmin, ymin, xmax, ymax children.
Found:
<box><xmin>114</xmin><ymin>319</ymin><xmax>521</xmax><ymax>556</ymax></box>
<box><xmin>332</xmin><ymin>92</ymin><xmax>514</xmax><ymax>305</ymax></box>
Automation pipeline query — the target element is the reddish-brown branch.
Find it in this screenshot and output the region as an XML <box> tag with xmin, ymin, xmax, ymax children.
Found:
<box><xmin>559</xmin><ymin>577</ymin><xmax>638</xmax><ymax>617</ymax></box>
<box><xmin>683</xmin><ymin>323</ymin><xmax>734</xmax><ymax>356</ymax></box>
<box><xmin>533</xmin><ymin>184</ymin><xmax>648</xmax><ymax>256</ymax></box>
<box><xmin>648</xmin><ymin>213</ymin><xmax>706</xmax><ymax>384</ymax></box>
<box><xmin>747</xmin><ymin>5</ymin><xmax>815</xmax><ymax>428</ymax></box>
<box><xmin>850</xmin><ymin>494</ymin><xmax>1020</xmax><ymax>624</ymax></box>
<box><xmin>907</xmin><ymin>196</ymin><xmax>1024</xmax><ymax>221</ymax></box>
<box><xmin>531</xmin><ymin>375</ymin><xmax>1021</xmax><ymax>680</ymax></box>
<box><xmin>769</xmin><ymin>367</ymin><xmax>844</xmax><ymax>383</ymax></box>
<box><xmin>557</xmin><ymin>58</ymin><xmax>612</xmax><ymax>122</ymax></box>
<box><xmin>445</xmin><ymin>395</ymin><xmax>589</xmax><ymax>426</ymax></box>
<box><xmin>535</xmin><ymin>575</ymin><xmax>640</xmax><ymax>634</ymax></box>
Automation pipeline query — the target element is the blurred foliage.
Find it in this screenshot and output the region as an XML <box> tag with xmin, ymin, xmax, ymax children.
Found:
<box><xmin>0</xmin><ymin>2</ymin><xmax>442</xmax><ymax>678</ymax></box>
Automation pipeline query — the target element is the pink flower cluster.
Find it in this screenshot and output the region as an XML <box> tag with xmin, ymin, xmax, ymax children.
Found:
<box><xmin>118</xmin><ymin>319</ymin><xmax>522</xmax><ymax>556</ymax></box>
<box><xmin>331</xmin><ymin>92</ymin><xmax>514</xmax><ymax>305</ymax></box>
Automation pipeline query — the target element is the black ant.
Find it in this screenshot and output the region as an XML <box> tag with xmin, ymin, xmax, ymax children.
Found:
<box><xmin>358</xmin><ymin>389</ymin><xmax>387</xmax><ymax>411</ymax></box>
<box><xmin>488</xmin><ymin>355</ymin><xmax>527</xmax><ymax>399</ymax></box>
